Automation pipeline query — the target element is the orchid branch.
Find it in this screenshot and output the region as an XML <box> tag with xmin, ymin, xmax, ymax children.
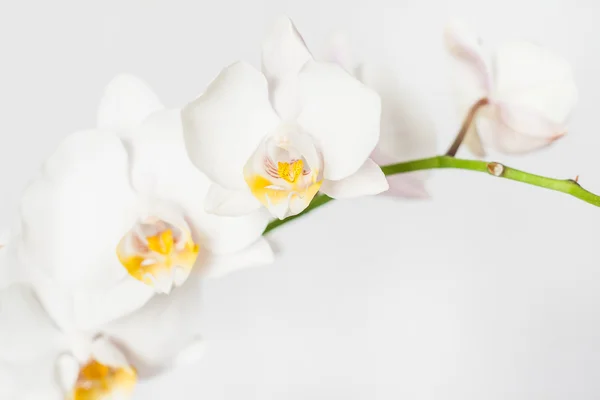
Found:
<box><xmin>263</xmin><ymin>156</ymin><xmax>598</xmax><ymax>234</ymax></box>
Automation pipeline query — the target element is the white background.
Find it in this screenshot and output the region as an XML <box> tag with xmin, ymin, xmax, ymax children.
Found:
<box><xmin>2</xmin><ymin>0</ymin><xmax>600</xmax><ymax>399</ymax></box>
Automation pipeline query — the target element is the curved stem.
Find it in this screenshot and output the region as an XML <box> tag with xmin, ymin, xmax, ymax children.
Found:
<box><xmin>445</xmin><ymin>98</ymin><xmax>489</xmax><ymax>157</ymax></box>
<box><xmin>263</xmin><ymin>155</ymin><xmax>598</xmax><ymax>235</ymax></box>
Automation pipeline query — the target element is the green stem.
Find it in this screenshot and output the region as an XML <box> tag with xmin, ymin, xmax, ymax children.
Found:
<box><xmin>263</xmin><ymin>155</ymin><xmax>598</xmax><ymax>235</ymax></box>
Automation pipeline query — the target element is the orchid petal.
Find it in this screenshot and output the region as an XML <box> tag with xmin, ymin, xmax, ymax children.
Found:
<box><xmin>55</xmin><ymin>354</ymin><xmax>80</xmax><ymax>393</ymax></box>
<box><xmin>182</xmin><ymin>62</ymin><xmax>281</xmax><ymax>190</ymax></box>
<box><xmin>493</xmin><ymin>40</ymin><xmax>577</xmax><ymax>124</ymax></box>
<box><xmin>475</xmin><ymin>111</ymin><xmax>556</xmax><ymax>154</ymax></box>
<box><xmin>297</xmin><ymin>60</ymin><xmax>381</xmax><ymax>181</ymax></box>
<box><xmin>320</xmin><ymin>158</ymin><xmax>388</xmax><ymax>199</ymax></box>
<box><xmin>97</xmin><ymin>74</ymin><xmax>163</xmax><ymax>137</ymax></box>
<box><xmin>261</xmin><ymin>15</ymin><xmax>312</xmax><ymax>84</ymax></box>
<box><xmin>383</xmin><ymin>173</ymin><xmax>431</xmax><ymax>199</ymax></box>
<box><xmin>200</xmin><ymin>237</ymin><xmax>274</xmax><ymax>278</ymax></box>
<box><xmin>204</xmin><ymin>183</ymin><xmax>262</xmax><ymax>217</ymax></box>
<box><xmin>0</xmin><ymin>284</ymin><xmax>67</xmax><ymax>400</ymax></box>
<box><xmin>444</xmin><ymin>20</ymin><xmax>492</xmax><ymax>117</ymax></box>
<box><xmin>497</xmin><ymin>102</ymin><xmax>566</xmax><ymax>139</ymax></box>
<box><xmin>18</xmin><ymin>130</ymin><xmax>138</xmax><ymax>289</ymax></box>
<box><xmin>90</xmin><ymin>337</ymin><xmax>130</xmax><ymax>368</ymax></box>
<box><xmin>101</xmin><ymin>269</ymin><xmax>205</xmax><ymax>378</ymax></box>
<box><xmin>463</xmin><ymin>124</ymin><xmax>487</xmax><ymax>157</ymax></box>
<box><xmin>33</xmin><ymin>273</ymin><xmax>154</xmax><ymax>332</ymax></box>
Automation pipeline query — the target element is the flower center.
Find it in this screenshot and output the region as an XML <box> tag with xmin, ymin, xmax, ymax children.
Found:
<box><xmin>71</xmin><ymin>359</ymin><xmax>136</xmax><ymax>400</ymax></box>
<box><xmin>243</xmin><ymin>130</ymin><xmax>324</xmax><ymax>219</ymax></box>
<box><xmin>277</xmin><ymin>159</ymin><xmax>304</xmax><ymax>183</ymax></box>
<box><xmin>117</xmin><ymin>217</ymin><xmax>200</xmax><ymax>293</ymax></box>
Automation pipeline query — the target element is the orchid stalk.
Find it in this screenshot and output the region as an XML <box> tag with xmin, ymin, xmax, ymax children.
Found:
<box><xmin>264</xmin><ymin>155</ymin><xmax>598</xmax><ymax>234</ymax></box>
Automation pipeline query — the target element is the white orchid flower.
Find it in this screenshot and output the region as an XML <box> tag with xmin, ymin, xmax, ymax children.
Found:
<box><xmin>10</xmin><ymin>75</ymin><xmax>273</xmax><ymax>331</ymax></box>
<box><xmin>444</xmin><ymin>20</ymin><xmax>578</xmax><ymax>155</ymax></box>
<box><xmin>0</xmin><ymin>277</ymin><xmax>205</xmax><ymax>400</ymax></box>
<box><xmin>182</xmin><ymin>16</ymin><xmax>389</xmax><ymax>220</ymax></box>
<box><xmin>324</xmin><ymin>33</ymin><xmax>437</xmax><ymax>198</ymax></box>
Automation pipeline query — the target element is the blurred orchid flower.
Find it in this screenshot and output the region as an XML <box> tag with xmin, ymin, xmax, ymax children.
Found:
<box><xmin>182</xmin><ymin>16</ymin><xmax>388</xmax><ymax>220</ymax></box>
<box><xmin>324</xmin><ymin>33</ymin><xmax>438</xmax><ymax>199</ymax></box>
<box><xmin>9</xmin><ymin>75</ymin><xmax>273</xmax><ymax>331</ymax></box>
<box><xmin>0</xmin><ymin>278</ymin><xmax>205</xmax><ymax>400</ymax></box>
<box><xmin>445</xmin><ymin>20</ymin><xmax>578</xmax><ymax>155</ymax></box>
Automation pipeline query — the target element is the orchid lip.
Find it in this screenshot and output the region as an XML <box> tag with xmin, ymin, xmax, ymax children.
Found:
<box><xmin>117</xmin><ymin>217</ymin><xmax>199</xmax><ymax>293</ymax></box>
<box><xmin>243</xmin><ymin>128</ymin><xmax>324</xmax><ymax>219</ymax></box>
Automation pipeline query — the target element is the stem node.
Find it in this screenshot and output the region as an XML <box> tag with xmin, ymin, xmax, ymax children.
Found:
<box><xmin>487</xmin><ymin>162</ymin><xmax>505</xmax><ymax>177</ymax></box>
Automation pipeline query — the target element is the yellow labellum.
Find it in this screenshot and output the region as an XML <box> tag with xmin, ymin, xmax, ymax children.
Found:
<box><xmin>71</xmin><ymin>359</ymin><xmax>137</xmax><ymax>400</ymax></box>
<box><xmin>245</xmin><ymin>174</ymin><xmax>322</xmax><ymax>210</ymax></box>
<box><xmin>277</xmin><ymin>159</ymin><xmax>304</xmax><ymax>184</ymax></box>
<box><xmin>117</xmin><ymin>228</ymin><xmax>199</xmax><ymax>287</ymax></box>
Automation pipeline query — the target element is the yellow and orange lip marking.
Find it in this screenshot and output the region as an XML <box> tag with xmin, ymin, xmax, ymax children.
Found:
<box><xmin>117</xmin><ymin>228</ymin><xmax>199</xmax><ymax>287</ymax></box>
<box><xmin>71</xmin><ymin>359</ymin><xmax>137</xmax><ymax>400</ymax></box>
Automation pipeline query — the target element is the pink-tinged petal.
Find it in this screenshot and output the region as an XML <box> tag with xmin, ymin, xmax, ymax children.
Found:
<box><xmin>497</xmin><ymin>102</ymin><xmax>566</xmax><ymax>139</ymax></box>
<box><xmin>320</xmin><ymin>158</ymin><xmax>388</xmax><ymax>199</ymax></box>
<box><xmin>475</xmin><ymin>111</ymin><xmax>558</xmax><ymax>154</ymax></box>
<box><xmin>492</xmin><ymin>41</ymin><xmax>577</xmax><ymax>124</ymax></box>
<box><xmin>323</xmin><ymin>31</ymin><xmax>355</xmax><ymax>72</ymax></box>
<box><xmin>384</xmin><ymin>173</ymin><xmax>431</xmax><ymax>199</ymax></box>
<box><xmin>444</xmin><ymin>20</ymin><xmax>492</xmax><ymax>116</ymax></box>
<box><xmin>356</xmin><ymin>63</ymin><xmax>437</xmax><ymax>163</ymax></box>
<box><xmin>182</xmin><ymin>62</ymin><xmax>281</xmax><ymax>190</ymax></box>
<box><xmin>463</xmin><ymin>124</ymin><xmax>487</xmax><ymax>157</ymax></box>
<box><xmin>204</xmin><ymin>183</ymin><xmax>262</xmax><ymax>217</ymax></box>
<box><xmin>97</xmin><ymin>74</ymin><xmax>163</xmax><ymax>137</ymax></box>
<box><xmin>261</xmin><ymin>16</ymin><xmax>312</xmax><ymax>84</ymax></box>
<box><xmin>297</xmin><ymin>60</ymin><xmax>381</xmax><ymax>181</ymax></box>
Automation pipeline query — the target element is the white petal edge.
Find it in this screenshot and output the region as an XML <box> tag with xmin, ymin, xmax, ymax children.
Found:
<box><xmin>297</xmin><ymin>60</ymin><xmax>382</xmax><ymax>181</ymax></box>
<box><xmin>261</xmin><ymin>15</ymin><xmax>313</xmax><ymax>84</ymax></box>
<box><xmin>320</xmin><ymin>158</ymin><xmax>388</xmax><ymax>198</ymax></box>
<box><xmin>200</xmin><ymin>237</ymin><xmax>274</xmax><ymax>279</ymax></box>
<box><xmin>182</xmin><ymin>62</ymin><xmax>281</xmax><ymax>190</ymax></box>
<box><xmin>97</xmin><ymin>74</ymin><xmax>163</xmax><ymax>137</ymax></box>
<box><xmin>204</xmin><ymin>183</ymin><xmax>262</xmax><ymax>216</ymax></box>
